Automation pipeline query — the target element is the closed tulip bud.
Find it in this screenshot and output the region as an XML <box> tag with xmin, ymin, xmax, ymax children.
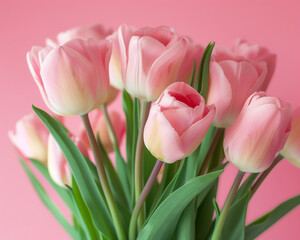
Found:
<box><xmin>48</xmin><ymin>134</ymin><xmax>88</xmax><ymax>187</ymax></box>
<box><xmin>109</xmin><ymin>24</ymin><xmax>197</xmax><ymax>100</ymax></box>
<box><xmin>207</xmin><ymin>46</ymin><xmax>267</xmax><ymax>128</ymax></box>
<box><xmin>144</xmin><ymin>82</ymin><xmax>215</xmax><ymax>163</ymax></box>
<box><xmin>80</xmin><ymin>109</ymin><xmax>125</xmax><ymax>153</ymax></box>
<box><xmin>27</xmin><ymin>38</ymin><xmax>111</xmax><ymax>116</ymax></box>
<box><xmin>281</xmin><ymin>107</ymin><xmax>300</xmax><ymax>167</ymax></box>
<box><xmin>9</xmin><ymin>113</ymin><xmax>49</xmax><ymax>164</ymax></box>
<box><xmin>233</xmin><ymin>39</ymin><xmax>276</xmax><ymax>91</ymax></box>
<box><xmin>224</xmin><ymin>92</ymin><xmax>292</xmax><ymax>173</ymax></box>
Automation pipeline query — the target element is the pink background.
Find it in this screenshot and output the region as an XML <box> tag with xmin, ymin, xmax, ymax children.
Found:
<box><xmin>1</xmin><ymin>0</ymin><xmax>299</xmax><ymax>239</ymax></box>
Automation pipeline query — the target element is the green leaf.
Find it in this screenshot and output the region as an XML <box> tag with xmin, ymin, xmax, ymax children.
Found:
<box><xmin>234</xmin><ymin>173</ymin><xmax>259</xmax><ymax>204</ymax></box>
<box><xmin>19</xmin><ymin>158</ymin><xmax>78</xmax><ymax>239</ymax></box>
<box><xmin>245</xmin><ymin>194</ymin><xmax>300</xmax><ymax>240</ymax></box>
<box><xmin>72</xmin><ymin>177</ymin><xmax>100</xmax><ymax>240</ymax></box>
<box><xmin>200</xmin><ymin>42</ymin><xmax>215</xmax><ymax>100</ymax></box>
<box><xmin>189</xmin><ymin>60</ymin><xmax>196</xmax><ymax>87</ymax></box>
<box><xmin>30</xmin><ymin>159</ymin><xmax>75</xmax><ymax>213</ymax></box>
<box><xmin>32</xmin><ymin>106</ymin><xmax>116</xmax><ymax>239</ymax></box>
<box><xmin>137</xmin><ymin>170</ymin><xmax>223</xmax><ymax>240</ymax></box>
<box><xmin>222</xmin><ymin>191</ymin><xmax>251</xmax><ymax>240</ymax></box>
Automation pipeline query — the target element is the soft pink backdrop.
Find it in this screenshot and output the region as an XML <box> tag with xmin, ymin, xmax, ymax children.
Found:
<box><xmin>1</xmin><ymin>0</ymin><xmax>299</xmax><ymax>239</ymax></box>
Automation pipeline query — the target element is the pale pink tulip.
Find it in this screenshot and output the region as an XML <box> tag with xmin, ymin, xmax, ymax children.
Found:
<box><xmin>27</xmin><ymin>39</ymin><xmax>111</xmax><ymax>116</ymax></box>
<box><xmin>48</xmin><ymin>24</ymin><xmax>113</xmax><ymax>46</ymax></box>
<box><xmin>281</xmin><ymin>107</ymin><xmax>300</xmax><ymax>167</ymax></box>
<box><xmin>9</xmin><ymin>113</ymin><xmax>49</xmax><ymax>164</ymax></box>
<box><xmin>144</xmin><ymin>82</ymin><xmax>215</xmax><ymax>163</ymax></box>
<box><xmin>233</xmin><ymin>39</ymin><xmax>276</xmax><ymax>91</ymax></box>
<box><xmin>48</xmin><ymin>134</ymin><xmax>88</xmax><ymax>187</ymax></box>
<box><xmin>109</xmin><ymin>24</ymin><xmax>202</xmax><ymax>100</ymax></box>
<box><xmin>207</xmin><ymin>46</ymin><xmax>267</xmax><ymax>127</ymax></box>
<box><xmin>80</xmin><ymin>109</ymin><xmax>125</xmax><ymax>153</ymax></box>
<box><xmin>224</xmin><ymin>92</ymin><xmax>292</xmax><ymax>173</ymax></box>
<box><xmin>46</xmin><ymin>24</ymin><xmax>118</xmax><ymax>105</ymax></box>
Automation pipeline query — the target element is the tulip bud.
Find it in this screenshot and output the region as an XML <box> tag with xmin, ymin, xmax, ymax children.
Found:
<box><xmin>27</xmin><ymin>38</ymin><xmax>111</xmax><ymax>116</ymax></box>
<box><xmin>233</xmin><ymin>39</ymin><xmax>276</xmax><ymax>91</ymax></box>
<box><xmin>9</xmin><ymin>113</ymin><xmax>49</xmax><ymax>164</ymax></box>
<box><xmin>281</xmin><ymin>107</ymin><xmax>300</xmax><ymax>167</ymax></box>
<box><xmin>80</xmin><ymin>109</ymin><xmax>125</xmax><ymax>153</ymax></box>
<box><xmin>207</xmin><ymin>46</ymin><xmax>267</xmax><ymax>128</ymax></box>
<box><xmin>144</xmin><ymin>82</ymin><xmax>215</xmax><ymax>163</ymax></box>
<box><xmin>224</xmin><ymin>92</ymin><xmax>292</xmax><ymax>173</ymax></box>
<box><xmin>48</xmin><ymin>134</ymin><xmax>88</xmax><ymax>187</ymax></box>
<box><xmin>109</xmin><ymin>24</ymin><xmax>201</xmax><ymax>101</ymax></box>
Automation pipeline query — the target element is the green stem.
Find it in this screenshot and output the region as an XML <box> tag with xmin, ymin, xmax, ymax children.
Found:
<box><xmin>129</xmin><ymin>160</ymin><xmax>163</xmax><ymax>240</ymax></box>
<box><xmin>81</xmin><ymin>114</ymin><xmax>126</xmax><ymax>240</ymax></box>
<box><xmin>250</xmin><ymin>154</ymin><xmax>283</xmax><ymax>198</ymax></box>
<box><xmin>198</xmin><ymin>128</ymin><xmax>223</xmax><ymax>175</ymax></box>
<box><xmin>134</xmin><ymin>100</ymin><xmax>151</xmax><ymax>230</ymax></box>
<box><xmin>101</xmin><ymin>103</ymin><xmax>119</xmax><ymax>150</ymax></box>
<box><xmin>211</xmin><ymin>170</ymin><xmax>245</xmax><ymax>240</ymax></box>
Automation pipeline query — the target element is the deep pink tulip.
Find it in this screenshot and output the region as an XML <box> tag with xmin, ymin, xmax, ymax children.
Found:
<box><xmin>144</xmin><ymin>82</ymin><xmax>215</xmax><ymax>163</ymax></box>
<box><xmin>224</xmin><ymin>92</ymin><xmax>292</xmax><ymax>173</ymax></box>
<box><xmin>27</xmin><ymin>39</ymin><xmax>111</xmax><ymax>116</ymax></box>
<box><xmin>48</xmin><ymin>134</ymin><xmax>88</xmax><ymax>187</ymax></box>
<box><xmin>108</xmin><ymin>24</ymin><xmax>203</xmax><ymax>100</ymax></box>
<box><xmin>207</xmin><ymin>46</ymin><xmax>267</xmax><ymax>127</ymax></box>
<box><xmin>281</xmin><ymin>107</ymin><xmax>300</xmax><ymax>167</ymax></box>
<box><xmin>9</xmin><ymin>113</ymin><xmax>49</xmax><ymax>164</ymax></box>
<box><xmin>80</xmin><ymin>109</ymin><xmax>125</xmax><ymax>153</ymax></box>
<box><xmin>233</xmin><ymin>39</ymin><xmax>276</xmax><ymax>91</ymax></box>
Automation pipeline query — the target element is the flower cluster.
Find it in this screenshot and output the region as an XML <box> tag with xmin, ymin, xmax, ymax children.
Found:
<box><xmin>9</xmin><ymin>23</ymin><xmax>299</xmax><ymax>240</ymax></box>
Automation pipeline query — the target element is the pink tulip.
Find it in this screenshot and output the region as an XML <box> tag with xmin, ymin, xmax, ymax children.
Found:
<box><xmin>224</xmin><ymin>92</ymin><xmax>292</xmax><ymax>173</ymax></box>
<box><xmin>46</xmin><ymin>24</ymin><xmax>113</xmax><ymax>46</ymax></box>
<box><xmin>9</xmin><ymin>113</ymin><xmax>49</xmax><ymax>164</ymax></box>
<box><xmin>27</xmin><ymin>38</ymin><xmax>111</xmax><ymax>116</ymax></box>
<box><xmin>48</xmin><ymin>134</ymin><xmax>88</xmax><ymax>187</ymax></box>
<box><xmin>108</xmin><ymin>24</ymin><xmax>202</xmax><ymax>100</ymax></box>
<box><xmin>144</xmin><ymin>82</ymin><xmax>215</xmax><ymax>163</ymax></box>
<box><xmin>233</xmin><ymin>39</ymin><xmax>276</xmax><ymax>91</ymax></box>
<box><xmin>281</xmin><ymin>107</ymin><xmax>300</xmax><ymax>167</ymax></box>
<box><xmin>80</xmin><ymin>109</ymin><xmax>125</xmax><ymax>153</ymax></box>
<box><xmin>207</xmin><ymin>46</ymin><xmax>267</xmax><ymax>127</ymax></box>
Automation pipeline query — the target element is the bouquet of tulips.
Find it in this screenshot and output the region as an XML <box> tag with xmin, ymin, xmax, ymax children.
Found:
<box><xmin>9</xmin><ymin>23</ymin><xmax>300</xmax><ymax>240</ymax></box>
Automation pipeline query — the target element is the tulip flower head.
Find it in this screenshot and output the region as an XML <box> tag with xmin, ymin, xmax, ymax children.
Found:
<box><xmin>144</xmin><ymin>82</ymin><xmax>215</xmax><ymax>163</ymax></box>
<box><xmin>281</xmin><ymin>107</ymin><xmax>300</xmax><ymax>167</ymax></box>
<box><xmin>207</xmin><ymin>46</ymin><xmax>267</xmax><ymax>128</ymax></box>
<box><xmin>9</xmin><ymin>113</ymin><xmax>49</xmax><ymax>164</ymax></box>
<box><xmin>48</xmin><ymin>134</ymin><xmax>88</xmax><ymax>187</ymax></box>
<box><xmin>224</xmin><ymin>92</ymin><xmax>292</xmax><ymax>173</ymax></box>
<box><xmin>108</xmin><ymin>24</ymin><xmax>203</xmax><ymax>100</ymax></box>
<box><xmin>27</xmin><ymin>38</ymin><xmax>111</xmax><ymax>116</ymax></box>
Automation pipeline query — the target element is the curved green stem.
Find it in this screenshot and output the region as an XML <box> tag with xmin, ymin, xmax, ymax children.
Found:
<box><xmin>134</xmin><ymin>100</ymin><xmax>151</xmax><ymax>230</ymax></box>
<box><xmin>211</xmin><ymin>170</ymin><xmax>245</xmax><ymax>240</ymax></box>
<box><xmin>101</xmin><ymin>103</ymin><xmax>119</xmax><ymax>150</ymax></box>
<box><xmin>129</xmin><ymin>160</ymin><xmax>163</xmax><ymax>240</ymax></box>
<box><xmin>198</xmin><ymin>128</ymin><xmax>223</xmax><ymax>175</ymax></box>
<box><xmin>81</xmin><ymin>114</ymin><xmax>126</xmax><ymax>240</ymax></box>
<box><xmin>250</xmin><ymin>154</ymin><xmax>283</xmax><ymax>198</ymax></box>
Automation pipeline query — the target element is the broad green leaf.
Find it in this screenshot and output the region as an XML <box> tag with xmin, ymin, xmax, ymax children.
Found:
<box><xmin>137</xmin><ymin>170</ymin><xmax>223</xmax><ymax>240</ymax></box>
<box><xmin>195</xmin><ymin>182</ymin><xmax>218</xmax><ymax>240</ymax></box>
<box><xmin>189</xmin><ymin>60</ymin><xmax>197</xmax><ymax>87</ymax></box>
<box><xmin>245</xmin><ymin>194</ymin><xmax>300</xmax><ymax>240</ymax></box>
<box><xmin>32</xmin><ymin>106</ymin><xmax>116</xmax><ymax>239</ymax></box>
<box><xmin>222</xmin><ymin>191</ymin><xmax>250</xmax><ymax>240</ymax></box>
<box><xmin>72</xmin><ymin>177</ymin><xmax>100</xmax><ymax>240</ymax></box>
<box><xmin>19</xmin><ymin>158</ymin><xmax>78</xmax><ymax>239</ymax></box>
<box><xmin>30</xmin><ymin>159</ymin><xmax>75</xmax><ymax>212</ymax></box>
<box><xmin>207</xmin><ymin>129</ymin><xmax>225</xmax><ymax>173</ymax></box>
